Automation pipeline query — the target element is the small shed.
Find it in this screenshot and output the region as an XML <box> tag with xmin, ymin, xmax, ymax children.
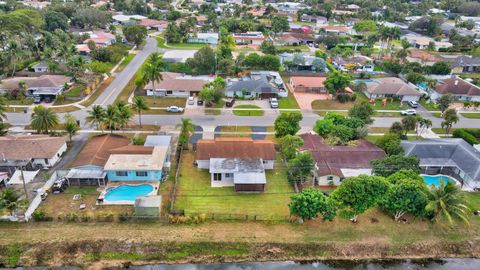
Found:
<box><xmin>134</xmin><ymin>195</ymin><xmax>161</xmax><ymax>217</ymax></box>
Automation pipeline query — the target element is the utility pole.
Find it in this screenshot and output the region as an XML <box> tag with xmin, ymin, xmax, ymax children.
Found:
<box><xmin>19</xmin><ymin>162</ymin><xmax>29</xmax><ymax>203</ymax></box>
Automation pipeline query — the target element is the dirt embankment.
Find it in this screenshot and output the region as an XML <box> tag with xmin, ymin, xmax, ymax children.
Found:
<box><xmin>1</xmin><ymin>238</ymin><xmax>480</xmax><ymax>269</ymax></box>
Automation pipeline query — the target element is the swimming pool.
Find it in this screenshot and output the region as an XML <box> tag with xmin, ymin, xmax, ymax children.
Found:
<box><xmin>421</xmin><ymin>175</ymin><xmax>457</xmax><ymax>187</ymax></box>
<box><xmin>103</xmin><ymin>184</ymin><xmax>154</xmax><ymax>202</ymax></box>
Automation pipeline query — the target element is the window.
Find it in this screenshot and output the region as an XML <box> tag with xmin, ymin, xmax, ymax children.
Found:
<box><xmin>136</xmin><ymin>171</ymin><xmax>148</xmax><ymax>177</ymax></box>
<box><xmin>44</xmin><ymin>158</ymin><xmax>49</xmax><ymax>165</ymax></box>
<box><xmin>262</xmin><ymin>160</ymin><xmax>268</xmax><ymax>164</ymax></box>
<box><xmin>327</xmin><ymin>176</ymin><xmax>333</xmax><ymax>180</ymax></box>
<box><xmin>225</xmin><ymin>173</ymin><xmax>233</xmax><ymax>178</ymax></box>
<box><xmin>166</xmin><ymin>90</ymin><xmax>173</xmax><ymax>95</ymax></box>
<box><xmin>213</xmin><ymin>173</ymin><xmax>222</xmax><ymax>181</ymax></box>
<box><xmin>116</xmin><ymin>171</ymin><xmax>128</xmax><ymax>177</ymax></box>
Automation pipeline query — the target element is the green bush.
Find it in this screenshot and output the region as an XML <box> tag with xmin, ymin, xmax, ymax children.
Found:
<box><xmin>118</xmin><ymin>212</ymin><xmax>132</xmax><ymax>222</ymax></box>
<box><xmin>31</xmin><ymin>210</ymin><xmax>53</xmax><ymax>222</ymax></box>
<box><xmin>453</xmin><ymin>129</ymin><xmax>479</xmax><ymax>145</ymax></box>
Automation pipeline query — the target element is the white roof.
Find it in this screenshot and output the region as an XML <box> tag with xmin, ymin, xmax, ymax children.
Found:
<box><xmin>144</xmin><ymin>135</ymin><xmax>172</xmax><ymax>147</ymax></box>
<box><xmin>340</xmin><ymin>168</ymin><xmax>372</xmax><ymax>178</ymax></box>
<box><xmin>134</xmin><ymin>195</ymin><xmax>161</xmax><ymax>208</ymax></box>
<box><xmin>8</xmin><ymin>170</ymin><xmax>39</xmax><ymax>185</ymax></box>
<box><xmin>66</xmin><ymin>168</ymin><xmax>106</xmax><ymax>179</ymax></box>
<box><xmin>162</xmin><ymin>50</ymin><xmax>197</xmax><ymax>63</ymax></box>
<box><xmin>234</xmin><ymin>172</ymin><xmax>266</xmax><ymax>184</ymax></box>
<box><xmin>104</xmin><ymin>146</ymin><xmax>167</xmax><ymax>171</ymax></box>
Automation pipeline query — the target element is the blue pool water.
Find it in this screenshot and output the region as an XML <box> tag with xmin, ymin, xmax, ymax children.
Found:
<box><xmin>104</xmin><ymin>184</ymin><xmax>154</xmax><ymax>202</ymax></box>
<box><xmin>422</xmin><ymin>175</ymin><xmax>454</xmax><ymax>187</ymax></box>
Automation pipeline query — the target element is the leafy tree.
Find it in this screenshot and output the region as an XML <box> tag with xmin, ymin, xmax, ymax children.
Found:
<box><xmin>164</xmin><ymin>22</ymin><xmax>182</xmax><ymax>43</ymax></box>
<box><xmin>371</xmin><ymin>155</ymin><xmax>420</xmax><ymax>177</ymax></box>
<box><xmin>30</xmin><ymin>105</ymin><xmax>59</xmax><ymax>134</ymax></box>
<box><xmin>132</xmin><ymin>96</ymin><xmax>149</xmax><ymax>128</ymax></box>
<box><xmin>375</xmin><ymin>133</ymin><xmax>404</xmax><ymax>156</ymax></box>
<box><xmin>324</xmin><ymin>72</ymin><xmax>352</xmax><ymax>97</ymax></box>
<box><xmin>271</xmin><ymin>16</ymin><xmax>289</xmax><ymax>35</ymax></box>
<box><xmin>406</xmin><ymin>72</ymin><xmax>425</xmax><ymax>84</ymax></box>
<box><xmin>123</xmin><ymin>25</ymin><xmax>148</xmax><ymax>47</ymax></box>
<box><xmin>353</xmin><ymin>20</ymin><xmax>378</xmax><ymax>33</ymax></box>
<box><xmin>389</xmin><ymin>121</ymin><xmax>404</xmax><ymax>137</ymax></box>
<box><xmin>44</xmin><ymin>10</ymin><xmax>69</xmax><ymax>31</ymax></box>
<box><xmin>458</xmin><ymin>1</ymin><xmax>480</xmax><ymax>16</ymax></box>
<box><xmin>186</xmin><ymin>46</ymin><xmax>216</xmax><ymax>75</ymax></box>
<box><xmin>63</xmin><ymin>114</ymin><xmax>79</xmax><ymax>142</ymax></box>
<box><xmin>260</xmin><ymin>40</ymin><xmax>277</xmax><ymax>55</ymax></box>
<box><xmin>287</xmin><ymin>152</ymin><xmax>314</xmax><ymax>185</ymax></box>
<box><xmin>428</xmin><ymin>61</ymin><xmax>451</xmax><ymax>75</ymax></box>
<box><xmin>311</xmin><ymin>58</ymin><xmax>327</xmax><ymax>72</ymax></box>
<box><xmin>274</xmin><ymin>112</ymin><xmax>303</xmax><ymax>138</ymax></box>
<box><xmin>289</xmin><ymin>188</ymin><xmax>336</xmax><ymax>221</ymax></box>
<box><xmin>381</xmin><ymin>60</ymin><xmax>403</xmax><ymax>75</ymax></box>
<box><xmin>348</xmin><ymin>101</ymin><xmax>374</xmax><ymax>124</ymax></box>
<box><xmin>86</xmin><ymin>105</ymin><xmax>106</xmax><ymax>132</ymax></box>
<box><xmin>441</xmin><ymin>108</ymin><xmax>459</xmax><ymax>135</ymax></box>
<box><xmin>328</xmin><ymin>125</ymin><xmax>354</xmax><ymax>145</ymax></box>
<box><xmin>417</xmin><ymin>118</ymin><xmax>432</xmax><ymax>138</ymax></box>
<box><xmin>243</xmin><ymin>53</ymin><xmax>281</xmax><ymax>71</ymax></box>
<box><xmin>178</xmin><ymin>118</ymin><xmax>195</xmax><ymax>149</ymax></box>
<box><xmin>426</xmin><ymin>181</ymin><xmax>471</xmax><ymax>226</ymax></box>
<box><xmin>71</xmin><ymin>8</ymin><xmax>111</xmax><ymax>29</ymax></box>
<box><xmin>386</xmin><ymin>169</ymin><xmax>423</xmax><ymax>186</ymax></box>
<box><xmin>0</xmin><ymin>9</ymin><xmax>44</xmax><ymax>34</ymax></box>
<box><xmin>313</xmin><ymin>119</ymin><xmax>335</xmax><ymax>137</ymax></box>
<box><xmin>401</xmin><ymin>115</ymin><xmax>418</xmax><ymax>136</ymax></box>
<box><xmin>89</xmin><ymin>61</ymin><xmax>111</xmax><ymax>75</ymax></box>
<box><xmin>140</xmin><ymin>52</ymin><xmax>165</xmax><ymax>104</ymax></box>
<box><xmin>0</xmin><ymin>188</ymin><xmax>26</xmax><ymax>216</ymax></box>
<box><xmin>279</xmin><ymin>135</ymin><xmax>303</xmax><ymax>161</ymax></box>
<box><xmin>437</xmin><ymin>94</ymin><xmax>453</xmax><ymax>115</ymax></box>
<box><xmin>331</xmin><ymin>175</ymin><xmax>391</xmax><ymax>222</ymax></box>
<box><xmin>382</xmin><ymin>178</ymin><xmax>428</xmax><ymax>221</ymax></box>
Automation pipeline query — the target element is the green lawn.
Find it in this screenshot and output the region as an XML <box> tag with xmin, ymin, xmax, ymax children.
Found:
<box><xmin>278</xmin><ymin>91</ymin><xmax>300</xmax><ymax>109</ymax></box>
<box><xmin>431</xmin><ymin>112</ymin><xmax>442</xmax><ymax>118</ymax></box>
<box><xmin>232</xmin><ymin>105</ymin><xmax>264</xmax><ymax>116</ymax></box>
<box><xmin>156</xmin><ymin>37</ymin><xmax>206</xmax><ymax>50</ymax></box>
<box><xmin>64</xmin><ymin>83</ymin><xmax>85</xmax><ymax>98</ymax></box>
<box><xmin>431</xmin><ymin>128</ymin><xmax>455</xmax><ymax>135</ymax></box>
<box><xmin>175</xmin><ymin>152</ymin><xmax>294</xmax><ymax>218</ymax></box>
<box><xmin>419</xmin><ymin>98</ymin><xmax>439</xmax><ymax>111</ymax></box>
<box><xmin>461</xmin><ymin>113</ymin><xmax>480</xmax><ymax>119</ymax></box>
<box><xmin>218</xmin><ymin>126</ymin><xmax>253</xmax><ymax>137</ymax></box>
<box><xmin>116</xmin><ymin>54</ymin><xmax>135</xmax><ymax>73</ymax></box>
<box><xmin>205</xmin><ymin>100</ymin><xmax>224</xmax><ymax>115</ymax></box>
<box><xmin>368</xmin><ymin>98</ymin><xmax>407</xmax><ymax>110</ymax></box>
<box><xmin>275</xmin><ymin>45</ymin><xmax>310</xmax><ymax>52</ymax></box>
<box><xmin>4</xmin><ymin>98</ymin><xmax>33</xmax><ymax>106</ymax></box>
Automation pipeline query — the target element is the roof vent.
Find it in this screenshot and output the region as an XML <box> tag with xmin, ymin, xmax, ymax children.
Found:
<box><xmin>454</xmin><ymin>80</ymin><xmax>458</xmax><ymax>86</ymax></box>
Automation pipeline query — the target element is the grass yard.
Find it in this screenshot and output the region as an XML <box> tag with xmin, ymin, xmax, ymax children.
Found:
<box><xmin>431</xmin><ymin>128</ymin><xmax>455</xmax><ymax>135</ymax></box>
<box><xmin>37</xmin><ymin>186</ymin><xmax>133</xmax><ymax>221</ymax></box>
<box><xmin>205</xmin><ymin>100</ymin><xmax>224</xmax><ymax>115</ymax></box>
<box><xmin>156</xmin><ymin>37</ymin><xmax>206</xmax><ymax>50</ymax></box>
<box><xmin>175</xmin><ymin>152</ymin><xmax>294</xmax><ymax>218</ymax></box>
<box><xmin>4</xmin><ymin>98</ymin><xmax>34</xmax><ymax>106</ymax></box>
<box><xmin>218</xmin><ymin>126</ymin><xmax>253</xmax><ymax>137</ymax></box>
<box><xmin>431</xmin><ymin>112</ymin><xmax>442</xmax><ymax>118</ymax></box>
<box><xmin>143</xmin><ymin>96</ymin><xmax>186</xmax><ymax>108</ymax></box>
<box><xmin>311</xmin><ymin>100</ymin><xmax>354</xmax><ymax>111</ymax></box>
<box><xmin>419</xmin><ymin>98</ymin><xmax>439</xmax><ymax>111</ymax></box>
<box><xmin>374</xmin><ymin>111</ymin><xmax>402</xmax><ymax>117</ymax></box>
<box><xmin>50</xmin><ymin>105</ymin><xmax>79</xmax><ymax>113</ymax></box>
<box><xmin>278</xmin><ymin>91</ymin><xmax>300</xmax><ymax>109</ymax></box>
<box><xmin>461</xmin><ymin>113</ymin><xmax>480</xmax><ymax>119</ymax></box>
<box><xmin>275</xmin><ymin>45</ymin><xmax>310</xmax><ymax>52</ymax></box>
<box><xmin>232</xmin><ymin>105</ymin><xmax>264</xmax><ymax>116</ymax></box>
<box><xmin>368</xmin><ymin>127</ymin><xmax>390</xmax><ymax>134</ymax></box>
<box><xmin>64</xmin><ymin>83</ymin><xmax>85</xmax><ymax>98</ymax></box>
<box><xmin>116</xmin><ymin>54</ymin><xmax>135</xmax><ymax>73</ymax></box>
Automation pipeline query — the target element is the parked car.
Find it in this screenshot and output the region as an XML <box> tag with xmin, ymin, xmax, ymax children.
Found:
<box><xmin>270</xmin><ymin>98</ymin><xmax>279</xmax><ymax>108</ymax></box>
<box><xmin>407</xmin><ymin>101</ymin><xmax>418</xmax><ymax>108</ymax></box>
<box><xmin>43</xmin><ymin>96</ymin><xmax>52</xmax><ymax>103</ymax></box>
<box><xmin>401</xmin><ymin>109</ymin><xmax>417</xmax><ymax>115</ymax></box>
<box><xmin>166</xmin><ymin>106</ymin><xmax>184</xmax><ymax>113</ymax></box>
<box><xmin>197</xmin><ymin>99</ymin><xmax>204</xmax><ymax>105</ymax></box>
<box><xmin>225</xmin><ymin>98</ymin><xmax>235</xmax><ymax>108</ymax></box>
<box><xmin>188</xmin><ymin>96</ymin><xmax>195</xmax><ymax>105</ymax></box>
<box><xmin>33</xmin><ymin>96</ymin><xmax>41</xmax><ymax>104</ymax></box>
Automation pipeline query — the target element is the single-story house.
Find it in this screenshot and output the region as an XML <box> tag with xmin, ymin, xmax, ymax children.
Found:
<box><xmin>162</xmin><ymin>50</ymin><xmax>197</xmax><ymax>63</ymax></box>
<box><xmin>444</xmin><ymin>56</ymin><xmax>480</xmax><ymax>73</ymax></box>
<box><xmin>300</xmin><ymin>133</ymin><xmax>386</xmax><ymax>186</ymax></box>
<box><xmin>332</xmin><ymin>55</ymin><xmax>374</xmax><ymax>72</ymax></box>
<box><xmin>232</xmin><ymin>32</ymin><xmax>266</xmax><ymax>45</ymax></box>
<box><xmin>104</xmin><ymin>146</ymin><xmax>168</xmax><ymax>181</ymax></box>
<box><xmin>431</xmin><ymin>76</ymin><xmax>480</xmax><ymax>102</ymax></box>
<box><xmin>186</xmin><ymin>33</ymin><xmax>219</xmax><ymax>45</ymax></box>
<box><xmin>361</xmin><ymin>77</ymin><xmax>422</xmax><ymax>102</ymax></box>
<box><xmin>144</xmin><ymin>72</ymin><xmax>213</xmax><ymax>97</ymax></box>
<box><xmin>0</xmin><ymin>75</ymin><xmax>72</xmax><ymax>98</ymax></box>
<box><xmin>138</xmin><ymin>19</ymin><xmax>168</xmax><ymax>31</ymax></box>
<box><xmin>195</xmin><ymin>138</ymin><xmax>276</xmax><ymax>192</ymax></box>
<box><xmin>300</xmin><ymin>14</ymin><xmax>327</xmax><ymax>25</ymax></box>
<box><xmin>67</xmin><ymin>134</ymin><xmax>130</xmax><ymax>186</ymax></box>
<box><xmin>402</xmin><ymin>139</ymin><xmax>480</xmax><ymax>188</ymax></box>
<box><xmin>278</xmin><ymin>53</ymin><xmax>327</xmax><ymax>73</ymax></box>
<box><xmin>144</xmin><ymin>135</ymin><xmax>172</xmax><ymax>167</ymax></box>
<box><xmin>289</xmin><ymin>76</ymin><xmax>327</xmax><ymax>93</ymax></box>
<box><xmin>113</xmin><ymin>14</ymin><xmax>147</xmax><ymax>25</ymax></box>
<box><xmin>318</xmin><ymin>25</ymin><xmax>352</xmax><ymax>35</ymax></box>
<box><xmin>402</xmin><ymin>34</ymin><xmax>452</xmax><ymax>51</ymax></box>
<box><xmin>31</xmin><ymin>61</ymin><xmax>49</xmax><ymax>73</ymax></box>
<box><xmin>289</xmin><ymin>24</ymin><xmax>313</xmax><ymax>33</ymax></box>
<box><xmin>0</xmin><ymin>135</ymin><xmax>67</xmax><ymax>175</ymax></box>
<box><xmin>226</xmin><ymin>71</ymin><xmax>288</xmax><ymax>98</ymax></box>
<box><xmin>83</xmin><ymin>31</ymin><xmax>116</xmax><ymax>47</ymax></box>
<box><xmin>277</xmin><ymin>32</ymin><xmax>315</xmax><ymax>46</ymax></box>
<box><xmin>406</xmin><ymin>49</ymin><xmax>442</xmax><ymax>66</ymax></box>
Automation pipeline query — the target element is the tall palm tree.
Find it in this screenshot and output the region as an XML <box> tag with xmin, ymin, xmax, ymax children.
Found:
<box><xmin>141</xmin><ymin>53</ymin><xmax>165</xmax><ymax>104</ymax></box>
<box><xmin>103</xmin><ymin>104</ymin><xmax>119</xmax><ymax>133</ymax></box>
<box><xmin>115</xmin><ymin>101</ymin><xmax>133</xmax><ymax>131</ymax></box>
<box><xmin>417</xmin><ymin>118</ymin><xmax>432</xmax><ymax>138</ymax></box>
<box><xmin>426</xmin><ymin>181</ymin><xmax>471</xmax><ymax>226</ymax></box>
<box><xmin>132</xmin><ymin>96</ymin><xmax>149</xmax><ymax>128</ymax></box>
<box><xmin>178</xmin><ymin>118</ymin><xmax>195</xmax><ymax>149</ymax></box>
<box><xmin>30</xmin><ymin>105</ymin><xmax>59</xmax><ymax>134</ymax></box>
<box><xmin>0</xmin><ymin>97</ymin><xmax>7</xmax><ymax>122</ymax></box>
<box><xmin>86</xmin><ymin>105</ymin><xmax>106</xmax><ymax>133</ymax></box>
<box><xmin>7</xmin><ymin>38</ymin><xmax>22</xmax><ymax>76</ymax></box>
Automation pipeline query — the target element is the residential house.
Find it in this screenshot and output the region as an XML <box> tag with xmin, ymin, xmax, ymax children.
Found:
<box><xmin>0</xmin><ymin>75</ymin><xmax>72</xmax><ymax>99</ymax></box>
<box><xmin>232</xmin><ymin>32</ymin><xmax>266</xmax><ymax>45</ymax></box>
<box><xmin>406</xmin><ymin>49</ymin><xmax>442</xmax><ymax>66</ymax></box>
<box><xmin>104</xmin><ymin>146</ymin><xmax>168</xmax><ymax>182</ymax></box>
<box><xmin>430</xmin><ymin>76</ymin><xmax>480</xmax><ymax>102</ymax></box>
<box><xmin>0</xmin><ymin>172</ymin><xmax>8</xmax><ymax>189</ymax></box>
<box><xmin>278</xmin><ymin>53</ymin><xmax>327</xmax><ymax>73</ymax></box>
<box><xmin>144</xmin><ymin>135</ymin><xmax>172</xmax><ymax>167</ymax></box>
<box><xmin>67</xmin><ymin>134</ymin><xmax>130</xmax><ymax>186</ymax></box>
<box><xmin>332</xmin><ymin>55</ymin><xmax>374</xmax><ymax>72</ymax></box>
<box><xmin>186</xmin><ymin>33</ymin><xmax>219</xmax><ymax>45</ymax></box>
<box><xmin>112</xmin><ymin>14</ymin><xmax>147</xmax><ymax>25</ymax></box>
<box><xmin>83</xmin><ymin>31</ymin><xmax>116</xmax><ymax>47</ymax></box>
<box><xmin>289</xmin><ymin>24</ymin><xmax>313</xmax><ymax>33</ymax></box>
<box><xmin>277</xmin><ymin>32</ymin><xmax>315</xmax><ymax>46</ymax></box>
<box><xmin>138</xmin><ymin>19</ymin><xmax>168</xmax><ymax>31</ymax></box>
<box><xmin>361</xmin><ymin>77</ymin><xmax>422</xmax><ymax>102</ymax></box>
<box><xmin>162</xmin><ymin>50</ymin><xmax>197</xmax><ymax>63</ymax></box>
<box><xmin>402</xmin><ymin>34</ymin><xmax>452</xmax><ymax>50</ymax></box>
<box><xmin>444</xmin><ymin>55</ymin><xmax>480</xmax><ymax>73</ymax></box>
<box><xmin>226</xmin><ymin>71</ymin><xmax>288</xmax><ymax>98</ymax></box>
<box><xmin>31</xmin><ymin>61</ymin><xmax>49</xmax><ymax>73</ymax></box>
<box><xmin>289</xmin><ymin>76</ymin><xmax>327</xmax><ymax>94</ymax></box>
<box><xmin>0</xmin><ymin>135</ymin><xmax>67</xmax><ymax>175</ymax></box>
<box><xmin>195</xmin><ymin>138</ymin><xmax>276</xmax><ymax>192</ymax></box>
<box><xmin>319</xmin><ymin>25</ymin><xmax>352</xmax><ymax>35</ymax></box>
<box><xmin>273</xmin><ymin>2</ymin><xmax>307</xmax><ymax>14</ymax></box>
<box><xmin>402</xmin><ymin>139</ymin><xmax>480</xmax><ymax>188</ymax></box>
<box><xmin>144</xmin><ymin>72</ymin><xmax>213</xmax><ymax>97</ymax></box>
<box><xmin>300</xmin><ymin>133</ymin><xmax>385</xmax><ymax>186</ymax></box>
<box><xmin>300</xmin><ymin>14</ymin><xmax>327</xmax><ymax>25</ymax></box>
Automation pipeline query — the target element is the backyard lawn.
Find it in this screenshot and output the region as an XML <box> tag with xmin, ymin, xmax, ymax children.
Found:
<box><xmin>232</xmin><ymin>105</ymin><xmax>264</xmax><ymax>116</ymax></box>
<box><xmin>175</xmin><ymin>152</ymin><xmax>294</xmax><ymax>218</ymax></box>
<box><xmin>156</xmin><ymin>37</ymin><xmax>206</xmax><ymax>50</ymax></box>
<box><xmin>278</xmin><ymin>91</ymin><xmax>300</xmax><ymax>110</ymax></box>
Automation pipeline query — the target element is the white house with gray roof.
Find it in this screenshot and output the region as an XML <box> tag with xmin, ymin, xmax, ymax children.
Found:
<box><xmin>226</xmin><ymin>71</ymin><xmax>288</xmax><ymax>98</ymax></box>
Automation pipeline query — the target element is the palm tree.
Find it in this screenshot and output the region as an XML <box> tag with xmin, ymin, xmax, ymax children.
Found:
<box><xmin>178</xmin><ymin>118</ymin><xmax>195</xmax><ymax>149</ymax></box>
<box><xmin>7</xmin><ymin>38</ymin><xmax>22</xmax><ymax>76</ymax></box>
<box><xmin>426</xmin><ymin>181</ymin><xmax>471</xmax><ymax>226</ymax></box>
<box><xmin>417</xmin><ymin>118</ymin><xmax>432</xmax><ymax>138</ymax></box>
<box><xmin>0</xmin><ymin>188</ymin><xmax>25</xmax><ymax>216</ymax></box>
<box><xmin>115</xmin><ymin>101</ymin><xmax>133</xmax><ymax>131</ymax></box>
<box><xmin>141</xmin><ymin>53</ymin><xmax>165</xmax><ymax>104</ymax></box>
<box><xmin>132</xmin><ymin>96</ymin><xmax>149</xmax><ymax>128</ymax></box>
<box><xmin>0</xmin><ymin>97</ymin><xmax>7</xmax><ymax>122</ymax></box>
<box><xmin>103</xmin><ymin>104</ymin><xmax>119</xmax><ymax>133</ymax></box>
<box><xmin>63</xmin><ymin>114</ymin><xmax>79</xmax><ymax>141</ymax></box>
<box><xmin>86</xmin><ymin>105</ymin><xmax>106</xmax><ymax>133</ymax></box>
<box><xmin>30</xmin><ymin>105</ymin><xmax>59</xmax><ymax>134</ymax></box>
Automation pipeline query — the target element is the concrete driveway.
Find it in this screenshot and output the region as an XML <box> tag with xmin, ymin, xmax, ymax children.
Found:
<box><xmin>293</xmin><ymin>92</ymin><xmax>329</xmax><ymax>110</ymax></box>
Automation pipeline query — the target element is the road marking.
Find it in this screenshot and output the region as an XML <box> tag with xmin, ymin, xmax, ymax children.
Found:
<box><xmin>100</xmin><ymin>88</ymin><xmax>117</xmax><ymax>106</ymax></box>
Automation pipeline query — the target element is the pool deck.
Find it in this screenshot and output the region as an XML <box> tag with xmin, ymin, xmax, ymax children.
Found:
<box><xmin>97</xmin><ymin>181</ymin><xmax>160</xmax><ymax>205</ymax></box>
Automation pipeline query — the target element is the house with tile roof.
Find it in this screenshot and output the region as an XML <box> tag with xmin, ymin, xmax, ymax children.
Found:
<box><xmin>0</xmin><ymin>135</ymin><xmax>67</xmax><ymax>175</ymax></box>
<box><xmin>299</xmin><ymin>133</ymin><xmax>385</xmax><ymax>186</ymax></box>
<box><xmin>361</xmin><ymin>77</ymin><xmax>422</xmax><ymax>102</ymax></box>
<box><xmin>406</xmin><ymin>49</ymin><xmax>442</xmax><ymax>66</ymax></box>
<box><xmin>143</xmin><ymin>72</ymin><xmax>213</xmax><ymax>97</ymax></box>
<box><xmin>430</xmin><ymin>76</ymin><xmax>480</xmax><ymax>102</ymax></box>
<box><xmin>232</xmin><ymin>32</ymin><xmax>266</xmax><ymax>45</ymax></box>
<box><xmin>0</xmin><ymin>75</ymin><xmax>72</xmax><ymax>98</ymax></box>
<box><xmin>289</xmin><ymin>76</ymin><xmax>327</xmax><ymax>93</ymax></box>
<box><xmin>195</xmin><ymin>138</ymin><xmax>276</xmax><ymax>192</ymax></box>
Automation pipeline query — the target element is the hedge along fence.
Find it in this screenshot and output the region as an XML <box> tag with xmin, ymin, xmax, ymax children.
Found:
<box><xmin>452</xmin><ymin>128</ymin><xmax>480</xmax><ymax>145</ymax></box>
<box><xmin>31</xmin><ymin>210</ymin><xmax>168</xmax><ymax>223</ymax></box>
<box><xmin>178</xmin><ymin>212</ymin><xmax>291</xmax><ymax>222</ymax></box>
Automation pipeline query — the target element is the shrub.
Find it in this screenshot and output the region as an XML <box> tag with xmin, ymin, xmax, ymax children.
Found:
<box><xmin>131</xmin><ymin>137</ymin><xmax>145</xmax><ymax>145</ymax></box>
<box><xmin>31</xmin><ymin>210</ymin><xmax>53</xmax><ymax>222</ymax></box>
<box><xmin>452</xmin><ymin>129</ymin><xmax>479</xmax><ymax>145</ymax></box>
<box><xmin>96</xmin><ymin>212</ymin><xmax>114</xmax><ymax>222</ymax></box>
<box><xmin>64</xmin><ymin>213</ymin><xmax>78</xmax><ymax>222</ymax></box>
<box><xmin>118</xmin><ymin>212</ymin><xmax>132</xmax><ymax>222</ymax></box>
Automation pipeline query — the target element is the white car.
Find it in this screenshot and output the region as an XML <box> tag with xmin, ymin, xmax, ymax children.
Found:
<box><xmin>166</xmin><ymin>106</ymin><xmax>184</xmax><ymax>113</ymax></box>
<box><xmin>188</xmin><ymin>96</ymin><xmax>195</xmax><ymax>105</ymax></box>
<box><xmin>270</xmin><ymin>98</ymin><xmax>279</xmax><ymax>108</ymax></box>
<box><xmin>401</xmin><ymin>109</ymin><xmax>417</xmax><ymax>115</ymax></box>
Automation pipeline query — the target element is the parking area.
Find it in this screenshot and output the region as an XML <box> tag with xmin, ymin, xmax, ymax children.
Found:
<box><xmin>293</xmin><ymin>91</ymin><xmax>330</xmax><ymax>110</ymax></box>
